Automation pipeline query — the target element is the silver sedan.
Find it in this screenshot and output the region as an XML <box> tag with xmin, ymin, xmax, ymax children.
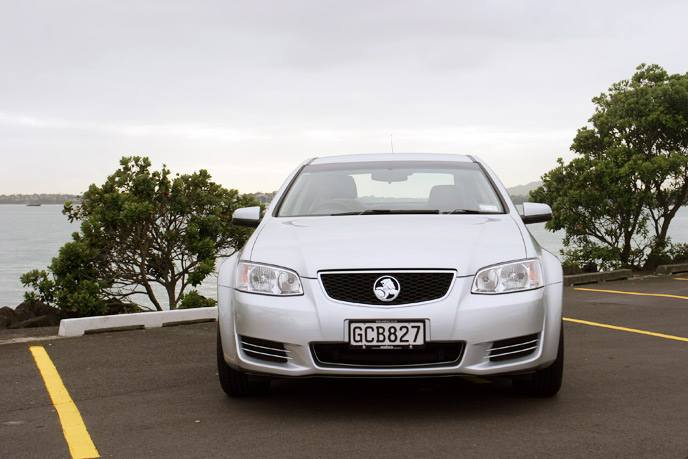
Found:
<box><xmin>217</xmin><ymin>153</ymin><xmax>563</xmax><ymax>397</ymax></box>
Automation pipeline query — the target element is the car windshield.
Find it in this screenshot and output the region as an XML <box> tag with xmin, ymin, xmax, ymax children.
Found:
<box><xmin>276</xmin><ymin>161</ymin><xmax>505</xmax><ymax>217</ymax></box>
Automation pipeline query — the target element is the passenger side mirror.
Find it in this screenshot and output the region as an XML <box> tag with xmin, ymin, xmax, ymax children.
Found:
<box><xmin>520</xmin><ymin>202</ymin><xmax>552</xmax><ymax>224</ymax></box>
<box><xmin>232</xmin><ymin>206</ymin><xmax>262</xmax><ymax>228</ymax></box>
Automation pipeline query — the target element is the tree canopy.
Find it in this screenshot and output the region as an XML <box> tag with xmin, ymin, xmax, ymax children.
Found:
<box><xmin>531</xmin><ymin>64</ymin><xmax>688</xmax><ymax>270</ymax></box>
<box><xmin>23</xmin><ymin>157</ymin><xmax>259</xmax><ymax>315</ymax></box>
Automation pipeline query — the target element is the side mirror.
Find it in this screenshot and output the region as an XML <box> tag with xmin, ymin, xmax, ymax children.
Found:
<box><xmin>520</xmin><ymin>202</ymin><xmax>552</xmax><ymax>224</ymax></box>
<box><xmin>232</xmin><ymin>206</ymin><xmax>262</xmax><ymax>228</ymax></box>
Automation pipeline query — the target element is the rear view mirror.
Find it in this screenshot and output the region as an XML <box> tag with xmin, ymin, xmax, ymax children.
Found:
<box><xmin>371</xmin><ymin>170</ymin><xmax>410</xmax><ymax>183</ymax></box>
<box><xmin>520</xmin><ymin>202</ymin><xmax>552</xmax><ymax>224</ymax></box>
<box><xmin>232</xmin><ymin>206</ymin><xmax>261</xmax><ymax>228</ymax></box>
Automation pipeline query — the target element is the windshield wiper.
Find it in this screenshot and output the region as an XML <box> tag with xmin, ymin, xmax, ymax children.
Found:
<box><xmin>444</xmin><ymin>209</ymin><xmax>501</xmax><ymax>214</ymax></box>
<box><xmin>330</xmin><ymin>209</ymin><xmax>441</xmax><ymax>216</ymax></box>
<box><xmin>329</xmin><ymin>209</ymin><xmax>502</xmax><ymax>216</ymax></box>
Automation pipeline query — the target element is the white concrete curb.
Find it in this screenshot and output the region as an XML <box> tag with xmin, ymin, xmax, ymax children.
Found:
<box><xmin>58</xmin><ymin>307</ymin><xmax>217</xmax><ymax>337</ymax></box>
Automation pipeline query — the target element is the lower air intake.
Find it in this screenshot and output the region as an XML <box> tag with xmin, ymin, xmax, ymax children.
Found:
<box><xmin>239</xmin><ymin>336</ymin><xmax>290</xmax><ymax>364</ymax></box>
<box><xmin>311</xmin><ymin>342</ymin><xmax>465</xmax><ymax>368</ymax></box>
<box><xmin>489</xmin><ymin>333</ymin><xmax>539</xmax><ymax>362</ymax></box>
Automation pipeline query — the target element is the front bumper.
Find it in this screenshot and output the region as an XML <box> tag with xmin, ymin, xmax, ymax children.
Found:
<box><xmin>218</xmin><ymin>276</ymin><xmax>562</xmax><ymax>377</ymax></box>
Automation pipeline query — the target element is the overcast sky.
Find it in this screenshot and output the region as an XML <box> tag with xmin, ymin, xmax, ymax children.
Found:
<box><xmin>1</xmin><ymin>0</ymin><xmax>686</xmax><ymax>194</ymax></box>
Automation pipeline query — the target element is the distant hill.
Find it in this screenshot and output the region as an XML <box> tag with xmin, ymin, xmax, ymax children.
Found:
<box><xmin>507</xmin><ymin>181</ymin><xmax>542</xmax><ymax>204</ymax></box>
<box><xmin>507</xmin><ymin>181</ymin><xmax>543</xmax><ymax>197</ymax></box>
<box><xmin>0</xmin><ymin>194</ymin><xmax>81</xmax><ymax>205</ymax></box>
<box><xmin>251</xmin><ymin>191</ymin><xmax>276</xmax><ymax>204</ymax></box>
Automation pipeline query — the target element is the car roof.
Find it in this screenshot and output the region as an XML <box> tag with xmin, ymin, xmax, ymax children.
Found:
<box><xmin>310</xmin><ymin>153</ymin><xmax>475</xmax><ymax>165</ymax></box>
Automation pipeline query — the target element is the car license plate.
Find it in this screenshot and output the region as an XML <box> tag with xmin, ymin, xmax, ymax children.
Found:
<box><xmin>348</xmin><ymin>321</ymin><xmax>425</xmax><ymax>348</ymax></box>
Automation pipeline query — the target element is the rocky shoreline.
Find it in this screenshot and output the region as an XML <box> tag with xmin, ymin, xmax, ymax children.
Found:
<box><xmin>0</xmin><ymin>299</ymin><xmax>150</xmax><ymax>329</ymax></box>
<box><xmin>0</xmin><ymin>300</ymin><xmax>61</xmax><ymax>329</ymax></box>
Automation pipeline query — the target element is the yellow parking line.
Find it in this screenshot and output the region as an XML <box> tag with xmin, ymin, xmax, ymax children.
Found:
<box><xmin>29</xmin><ymin>346</ymin><xmax>100</xmax><ymax>459</ymax></box>
<box><xmin>563</xmin><ymin>317</ymin><xmax>688</xmax><ymax>343</ymax></box>
<box><xmin>674</xmin><ymin>277</ymin><xmax>688</xmax><ymax>281</ymax></box>
<box><xmin>574</xmin><ymin>287</ymin><xmax>688</xmax><ymax>301</ymax></box>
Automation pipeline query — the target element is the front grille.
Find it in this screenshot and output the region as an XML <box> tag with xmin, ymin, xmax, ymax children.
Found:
<box><xmin>311</xmin><ymin>342</ymin><xmax>465</xmax><ymax>368</ymax></box>
<box><xmin>319</xmin><ymin>270</ymin><xmax>455</xmax><ymax>305</ymax></box>
<box><xmin>239</xmin><ymin>336</ymin><xmax>290</xmax><ymax>364</ymax></box>
<box><xmin>488</xmin><ymin>333</ymin><xmax>539</xmax><ymax>362</ymax></box>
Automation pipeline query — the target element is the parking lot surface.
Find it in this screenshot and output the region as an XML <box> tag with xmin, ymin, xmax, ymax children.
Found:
<box><xmin>1</xmin><ymin>276</ymin><xmax>687</xmax><ymax>458</ymax></box>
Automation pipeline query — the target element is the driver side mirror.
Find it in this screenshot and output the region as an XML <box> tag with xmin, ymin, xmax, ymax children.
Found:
<box><xmin>520</xmin><ymin>202</ymin><xmax>552</xmax><ymax>224</ymax></box>
<box><xmin>232</xmin><ymin>206</ymin><xmax>262</xmax><ymax>228</ymax></box>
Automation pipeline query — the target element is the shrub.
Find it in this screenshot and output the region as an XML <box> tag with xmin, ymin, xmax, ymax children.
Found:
<box><xmin>178</xmin><ymin>290</ymin><xmax>217</xmax><ymax>309</ymax></box>
<box><xmin>21</xmin><ymin>239</ymin><xmax>110</xmax><ymax>317</ymax></box>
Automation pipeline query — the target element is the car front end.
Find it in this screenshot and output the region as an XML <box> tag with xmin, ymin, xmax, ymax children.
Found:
<box><xmin>217</xmin><ymin>154</ymin><xmax>564</xmax><ymax>396</ymax></box>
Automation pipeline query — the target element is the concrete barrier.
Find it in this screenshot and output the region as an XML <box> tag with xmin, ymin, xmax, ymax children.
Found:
<box><xmin>563</xmin><ymin>269</ymin><xmax>633</xmax><ymax>286</ymax></box>
<box><xmin>58</xmin><ymin>307</ymin><xmax>217</xmax><ymax>337</ymax></box>
<box><xmin>656</xmin><ymin>263</ymin><xmax>688</xmax><ymax>275</ymax></box>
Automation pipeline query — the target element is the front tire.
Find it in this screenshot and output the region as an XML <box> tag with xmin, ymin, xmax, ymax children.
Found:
<box><xmin>513</xmin><ymin>323</ymin><xmax>564</xmax><ymax>397</ymax></box>
<box><xmin>217</xmin><ymin>331</ymin><xmax>270</xmax><ymax>397</ymax></box>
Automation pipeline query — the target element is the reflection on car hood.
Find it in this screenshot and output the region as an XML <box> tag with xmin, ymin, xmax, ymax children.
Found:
<box><xmin>248</xmin><ymin>215</ymin><xmax>526</xmax><ymax>278</ymax></box>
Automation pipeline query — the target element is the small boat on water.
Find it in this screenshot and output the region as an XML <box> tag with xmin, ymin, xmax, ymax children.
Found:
<box><xmin>26</xmin><ymin>203</ymin><xmax>42</xmax><ymax>207</ymax></box>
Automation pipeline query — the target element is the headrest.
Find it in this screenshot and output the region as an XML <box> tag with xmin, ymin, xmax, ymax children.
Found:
<box><xmin>428</xmin><ymin>184</ymin><xmax>472</xmax><ymax>211</ymax></box>
<box><xmin>311</xmin><ymin>174</ymin><xmax>357</xmax><ymax>200</ymax></box>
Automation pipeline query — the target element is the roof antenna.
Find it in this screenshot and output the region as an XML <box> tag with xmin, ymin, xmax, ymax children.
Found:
<box><xmin>390</xmin><ymin>134</ymin><xmax>395</xmax><ymax>153</ymax></box>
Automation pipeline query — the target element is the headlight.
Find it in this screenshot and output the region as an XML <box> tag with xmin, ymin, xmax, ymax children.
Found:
<box><xmin>472</xmin><ymin>259</ymin><xmax>543</xmax><ymax>294</ymax></box>
<box><xmin>235</xmin><ymin>261</ymin><xmax>303</xmax><ymax>296</ymax></box>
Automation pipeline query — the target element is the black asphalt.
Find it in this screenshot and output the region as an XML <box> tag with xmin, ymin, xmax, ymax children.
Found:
<box><xmin>1</xmin><ymin>277</ymin><xmax>687</xmax><ymax>458</ymax></box>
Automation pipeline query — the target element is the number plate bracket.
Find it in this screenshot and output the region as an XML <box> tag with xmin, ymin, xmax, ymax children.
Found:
<box><xmin>347</xmin><ymin>319</ymin><xmax>428</xmax><ymax>349</ymax></box>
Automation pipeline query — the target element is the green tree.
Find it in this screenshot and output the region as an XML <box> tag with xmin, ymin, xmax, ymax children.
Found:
<box><xmin>23</xmin><ymin>156</ymin><xmax>258</xmax><ymax>314</ymax></box>
<box><xmin>532</xmin><ymin>64</ymin><xmax>688</xmax><ymax>269</ymax></box>
<box><xmin>21</xmin><ymin>237</ymin><xmax>110</xmax><ymax>317</ymax></box>
<box><xmin>530</xmin><ymin>153</ymin><xmax>650</xmax><ymax>270</ymax></box>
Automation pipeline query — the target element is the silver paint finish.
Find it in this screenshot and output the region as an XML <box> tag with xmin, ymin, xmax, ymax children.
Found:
<box><xmin>218</xmin><ymin>154</ymin><xmax>563</xmax><ymax>377</ymax></box>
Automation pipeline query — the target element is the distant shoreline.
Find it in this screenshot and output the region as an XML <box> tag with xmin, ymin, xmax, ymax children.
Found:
<box><xmin>0</xmin><ymin>183</ymin><xmax>537</xmax><ymax>206</ymax></box>
<box><xmin>0</xmin><ymin>191</ymin><xmax>276</xmax><ymax>205</ymax></box>
<box><xmin>0</xmin><ymin>194</ymin><xmax>81</xmax><ymax>205</ymax></box>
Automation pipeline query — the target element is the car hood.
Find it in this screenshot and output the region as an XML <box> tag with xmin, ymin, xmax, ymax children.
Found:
<box><xmin>248</xmin><ymin>215</ymin><xmax>526</xmax><ymax>278</ymax></box>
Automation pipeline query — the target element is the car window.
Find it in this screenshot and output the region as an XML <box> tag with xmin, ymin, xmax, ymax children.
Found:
<box><xmin>276</xmin><ymin>161</ymin><xmax>505</xmax><ymax>217</ymax></box>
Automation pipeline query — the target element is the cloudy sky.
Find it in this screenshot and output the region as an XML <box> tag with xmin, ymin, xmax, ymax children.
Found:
<box><xmin>1</xmin><ymin>0</ymin><xmax>686</xmax><ymax>194</ymax></box>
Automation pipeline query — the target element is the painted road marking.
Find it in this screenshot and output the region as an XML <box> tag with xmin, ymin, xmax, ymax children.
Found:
<box><xmin>29</xmin><ymin>346</ymin><xmax>100</xmax><ymax>459</ymax></box>
<box><xmin>674</xmin><ymin>277</ymin><xmax>688</xmax><ymax>281</ymax></box>
<box><xmin>563</xmin><ymin>317</ymin><xmax>688</xmax><ymax>343</ymax></box>
<box><xmin>574</xmin><ymin>287</ymin><xmax>688</xmax><ymax>301</ymax></box>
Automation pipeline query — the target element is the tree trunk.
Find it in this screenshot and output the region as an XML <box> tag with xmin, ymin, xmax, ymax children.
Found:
<box><xmin>645</xmin><ymin>205</ymin><xmax>681</xmax><ymax>270</ymax></box>
<box><xmin>166</xmin><ymin>283</ymin><xmax>177</xmax><ymax>310</ymax></box>
<box><xmin>142</xmin><ymin>281</ymin><xmax>163</xmax><ymax>311</ymax></box>
<box><xmin>620</xmin><ymin>234</ymin><xmax>633</xmax><ymax>268</ymax></box>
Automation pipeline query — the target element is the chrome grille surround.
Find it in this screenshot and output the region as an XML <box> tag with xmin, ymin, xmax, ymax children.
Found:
<box><xmin>318</xmin><ymin>269</ymin><xmax>457</xmax><ymax>306</ymax></box>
